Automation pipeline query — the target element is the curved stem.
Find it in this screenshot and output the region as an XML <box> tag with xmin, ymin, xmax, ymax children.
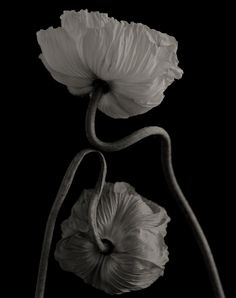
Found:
<box><xmin>35</xmin><ymin>149</ymin><xmax>107</xmax><ymax>298</ymax></box>
<box><xmin>85</xmin><ymin>88</ymin><xmax>225</xmax><ymax>298</ymax></box>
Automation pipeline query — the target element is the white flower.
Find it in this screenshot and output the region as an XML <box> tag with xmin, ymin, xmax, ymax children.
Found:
<box><xmin>37</xmin><ymin>9</ymin><xmax>183</xmax><ymax>119</ymax></box>
<box><xmin>55</xmin><ymin>182</ymin><xmax>170</xmax><ymax>295</ymax></box>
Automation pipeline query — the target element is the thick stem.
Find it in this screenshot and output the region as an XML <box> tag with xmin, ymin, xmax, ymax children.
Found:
<box><xmin>35</xmin><ymin>149</ymin><xmax>107</xmax><ymax>298</ymax></box>
<box><xmin>85</xmin><ymin>87</ymin><xmax>225</xmax><ymax>298</ymax></box>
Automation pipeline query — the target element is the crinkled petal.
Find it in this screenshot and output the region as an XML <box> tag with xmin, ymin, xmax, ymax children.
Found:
<box><xmin>37</xmin><ymin>27</ymin><xmax>91</xmax><ymax>79</ymax></box>
<box><xmin>78</xmin><ymin>22</ymin><xmax>158</xmax><ymax>81</ymax></box>
<box><xmin>39</xmin><ymin>54</ymin><xmax>93</xmax><ymax>95</ymax></box>
<box><xmin>108</xmin><ymin>254</ymin><xmax>163</xmax><ymax>293</ymax></box>
<box><xmin>37</xmin><ymin>11</ymin><xmax>183</xmax><ymax>118</ymax></box>
<box><xmin>76</xmin><ymin>20</ymin><xmax>182</xmax><ymax>118</ymax></box>
<box><xmin>115</xmin><ymin>228</ymin><xmax>169</xmax><ymax>268</ymax></box>
<box><xmin>55</xmin><ymin>182</ymin><xmax>170</xmax><ymax>294</ymax></box>
<box><xmin>97</xmin><ymin>92</ymin><xmax>153</xmax><ymax>119</ymax></box>
<box><xmin>96</xmin><ymin>183</ymin><xmax>153</xmax><ymax>234</ymax></box>
<box><xmin>112</xmin><ymin>78</ymin><xmax>165</xmax><ymax>108</ymax></box>
<box><xmin>77</xmin><ymin>27</ymin><xmax>110</xmax><ymax>79</ymax></box>
<box><xmin>61</xmin><ymin>10</ymin><xmax>110</xmax><ymax>40</ymax></box>
<box><xmin>61</xmin><ymin>189</ymin><xmax>92</xmax><ymax>237</ymax></box>
<box><xmin>97</xmin><ymin>254</ymin><xmax>162</xmax><ymax>294</ymax></box>
<box><xmin>55</xmin><ymin>233</ymin><xmax>101</xmax><ymax>278</ymax></box>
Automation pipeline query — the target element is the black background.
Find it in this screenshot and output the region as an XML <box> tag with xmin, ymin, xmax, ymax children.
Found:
<box><xmin>6</xmin><ymin>1</ymin><xmax>233</xmax><ymax>298</ymax></box>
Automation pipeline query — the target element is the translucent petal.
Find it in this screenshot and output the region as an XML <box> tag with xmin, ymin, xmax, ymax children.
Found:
<box><xmin>113</xmin><ymin>79</ymin><xmax>165</xmax><ymax>106</ymax></box>
<box><xmin>61</xmin><ymin>189</ymin><xmax>92</xmax><ymax>237</ymax></box>
<box><xmin>55</xmin><ymin>233</ymin><xmax>101</xmax><ymax>278</ymax></box>
<box><xmin>55</xmin><ymin>182</ymin><xmax>170</xmax><ymax>294</ymax></box>
<box><xmin>61</xmin><ymin>10</ymin><xmax>110</xmax><ymax>40</ymax></box>
<box><xmin>115</xmin><ymin>228</ymin><xmax>169</xmax><ymax>268</ymax></box>
<box><xmin>108</xmin><ymin>254</ymin><xmax>163</xmax><ymax>293</ymax></box>
<box><xmin>96</xmin><ymin>183</ymin><xmax>153</xmax><ymax>236</ymax></box>
<box><xmin>39</xmin><ymin>55</ymin><xmax>93</xmax><ymax>94</ymax></box>
<box><xmin>37</xmin><ymin>10</ymin><xmax>183</xmax><ymax>118</ymax></box>
<box><xmin>67</xmin><ymin>86</ymin><xmax>93</xmax><ymax>96</ymax></box>
<box><xmin>37</xmin><ymin>27</ymin><xmax>91</xmax><ymax>79</ymax></box>
<box><xmin>79</xmin><ymin>22</ymin><xmax>160</xmax><ymax>81</ymax></box>
<box><xmin>76</xmin><ymin>20</ymin><xmax>182</xmax><ymax>118</ymax></box>
<box><xmin>97</xmin><ymin>92</ymin><xmax>153</xmax><ymax>119</ymax></box>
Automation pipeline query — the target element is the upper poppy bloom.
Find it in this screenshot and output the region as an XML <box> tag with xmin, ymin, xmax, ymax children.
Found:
<box><xmin>37</xmin><ymin>9</ymin><xmax>183</xmax><ymax>119</ymax></box>
<box><xmin>55</xmin><ymin>182</ymin><xmax>170</xmax><ymax>295</ymax></box>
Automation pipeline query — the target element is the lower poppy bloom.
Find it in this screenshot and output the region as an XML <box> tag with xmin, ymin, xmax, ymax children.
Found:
<box><xmin>55</xmin><ymin>182</ymin><xmax>170</xmax><ymax>295</ymax></box>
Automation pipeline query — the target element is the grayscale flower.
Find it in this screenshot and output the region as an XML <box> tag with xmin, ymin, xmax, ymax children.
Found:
<box><xmin>55</xmin><ymin>182</ymin><xmax>170</xmax><ymax>295</ymax></box>
<box><xmin>37</xmin><ymin>9</ymin><xmax>183</xmax><ymax>119</ymax></box>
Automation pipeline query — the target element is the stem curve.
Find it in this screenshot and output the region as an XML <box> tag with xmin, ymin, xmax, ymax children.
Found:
<box><xmin>85</xmin><ymin>87</ymin><xmax>225</xmax><ymax>298</ymax></box>
<box><xmin>35</xmin><ymin>149</ymin><xmax>107</xmax><ymax>298</ymax></box>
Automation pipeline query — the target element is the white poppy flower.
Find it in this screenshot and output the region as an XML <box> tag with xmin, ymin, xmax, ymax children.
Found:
<box><xmin>55</xmin><ymin>182</ymin><xmax>170</xmax><ymax>295</ymax></box>
<box><xmin>37</xmin><ymin>9</ymin><xmax>183</xmax><ymax>119</ymax></box>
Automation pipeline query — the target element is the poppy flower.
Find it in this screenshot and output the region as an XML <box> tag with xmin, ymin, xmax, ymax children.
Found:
<box><xmin>37</xmin><ymin>9</ymin><xmax>183</xmax><ymax>119</ymax></box>
<box><xmin>55</xmin><ymin>182</ymin><xmax>170</xmax><ymax>295</ymax></box>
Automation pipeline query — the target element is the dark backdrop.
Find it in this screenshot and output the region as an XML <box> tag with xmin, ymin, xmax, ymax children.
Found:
<box><xmin>6</xmin><ymin>1</ymin><xmax>233</xmax><ymax>298</ymax></box>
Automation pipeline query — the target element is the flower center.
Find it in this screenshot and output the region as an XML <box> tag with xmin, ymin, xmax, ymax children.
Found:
<box><xmin>101</xmin><ymin>238</ymin><xmax>114</xmax><ymax>255</ymax></box>
<box><xmin>92</xmin><ymin>79</ymin><xmax>111</xmax><ymax>94</ymax></box>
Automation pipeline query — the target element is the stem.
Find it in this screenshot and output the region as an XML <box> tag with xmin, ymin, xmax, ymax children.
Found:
<box><xmin>85</xmin><ymin>87</ymin><xmax>225</xmax><ymax>298</ymax></box>
<box><xmin>35</xmin><ymin>149</ymin><xmax>107</xmax><ymax>298</ymax></box>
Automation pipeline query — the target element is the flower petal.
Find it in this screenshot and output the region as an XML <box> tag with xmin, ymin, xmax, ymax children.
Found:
<box><xmin>37</xmin><ymin>11</ymin><xmax>183</xmax><ymax>118</ymax></box>
<box><xmin>61</xmin><ymin>10</ymin><xmax>110</xmax><ymax>40</ymax></box>
<box><xmin>96</xmin><ymin>183</ymin><xmax>153</xmax><ymax>234</ymax></box>
<box><xmin>108</xmin><ymin>254</ymin><xmax>163</xmax><ymax>293</ymax></box>
<box><xmin>61</xmin><ymin>189</ymin><xmax>92</xmax><ymax>237</ymax></box>
<box><xmin>55</xmin><ymin>233</ymin><xmax>101</xmax><ymax>279</ymax></box>
<box><xmin>55</xmin><ymin>182</ymin><xmax>170</xmax><ymax>294</ymax></box>
<box><xmin>115</xmin><ymin>228</ymin><xmax>169</xmax><ymax>268</ymax></box>
<box><xmin>96</xmin><ymin>88</ymin><xmax>164</xmax><ymax>119</ymax></box>
<box><xmin>37</xmin><ymin>27</ymin><xmax>91</xmax><ymax>79</ymax></box>
<box><xmin>39</xmin><ymin>54</ymin><xmax>93</xmax><ymax>94</ymax></box>
<box><xmin>78</xmin><ymin>20</ymin><xmax>182</xmax><ymax>118</ymax></box>
<box><xmin>97</xmin><ymin>92</ymin><xmax>152</xmax><ymax>119</ymax></box>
